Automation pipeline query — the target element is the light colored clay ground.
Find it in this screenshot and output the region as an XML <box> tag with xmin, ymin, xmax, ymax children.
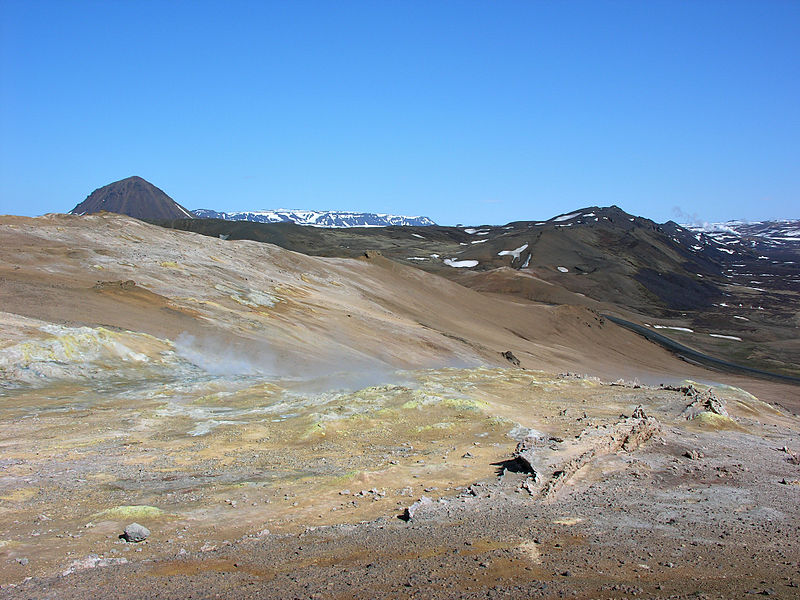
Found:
<box><xmin>1</xmin><ymin>214</ymin><xmax>799</xmax><ymax>597</ymax></box>
<box><xmin>2</xmin><ymin>362</ymin><xmax>796</xmax><ymax>586</ymax></box>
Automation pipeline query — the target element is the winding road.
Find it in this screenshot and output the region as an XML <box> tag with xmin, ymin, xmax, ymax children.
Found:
<box><xmin>602</xmin><ymin>314</ymin><xmax>800</xmax><ymax>385</ymax></box>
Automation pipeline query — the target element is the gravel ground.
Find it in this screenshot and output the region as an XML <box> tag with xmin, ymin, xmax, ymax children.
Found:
<box><xmin>4</xmin><ymin>386</ymin><xmax>799</xmax><ymax>600</ymax></box>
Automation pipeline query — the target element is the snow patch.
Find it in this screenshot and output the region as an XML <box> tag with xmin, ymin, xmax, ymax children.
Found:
<box><xmin>176</xmin><ymin>204</ymin><xmax>195</xmax><ymax>219</ymax></box>
<box><xmin>653</xmin><ymin>325</ymin><xmax>694</xmax><ymax>333</ymax></box>
<box><xmin>443</xmin><ymin>258</ymin><xmax>479</xmax><ymax>268</ymax></box>
<box><xmin>552</xmin><ymin>211</ymin><xmax>581</xmax><ymax>222</ymax></box>
<box><xmin>498</xmin><ymin>244</ymin><xmax>528</xmax><ymax>260</ymax></box>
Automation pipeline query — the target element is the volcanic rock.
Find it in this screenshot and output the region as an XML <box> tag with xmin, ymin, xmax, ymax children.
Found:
<box><xmin>121</xmin><ymin>522</ymin><xmax>150</xmax><ymax>543</ymax></box>
<box><xmin>402</xmin><ymin>496</ymin><xmax>433</xmax><ymax>521</ymax></box>
<box><xmin>501</xmin><ymin>351</ymin><xmax>521</xmax><ymax>367</ymax></box>
<box><xmin>70</xmin><ymin>176</ymin><xmax>194</xmax><ymax>221</ymax></box>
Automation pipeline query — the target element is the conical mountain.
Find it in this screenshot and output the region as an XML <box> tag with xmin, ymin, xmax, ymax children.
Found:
<box><xmin>70</xmin><ymin>176</ymin><xmax>194</xmax><ymax>220</ymax></box>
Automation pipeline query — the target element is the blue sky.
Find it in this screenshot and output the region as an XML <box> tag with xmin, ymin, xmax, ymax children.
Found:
<box><xmin>1</xmin><ymin>1</ymin><xmax>798</xmax><ymax>225</ymax></box>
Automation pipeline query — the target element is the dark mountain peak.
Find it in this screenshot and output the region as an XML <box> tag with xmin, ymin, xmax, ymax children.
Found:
<box><xmin>70</xmin><ymin>176</ymin><xmax>194</xmax><ymax>221</ymax></box>
<box><xmin>538</xmin><ymin>205</ymin><xmax>643</xmax><ymax>227</ymax></box>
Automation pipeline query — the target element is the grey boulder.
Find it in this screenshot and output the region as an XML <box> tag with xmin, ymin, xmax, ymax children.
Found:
<box><xmin>122</xmin><ymin>522</ymin><xmax>150</xmax><ymax>543</ymax></box>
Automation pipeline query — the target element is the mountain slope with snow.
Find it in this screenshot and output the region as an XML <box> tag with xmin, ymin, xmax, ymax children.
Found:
<box><xmin>684</xmin><ymin>219</ymin><xmax>800</xmax><ymax>256</ymax></box>
<box><xmin>192</xmin><ymin>208</ymin><xmax>435</xmax><ymax>228</ymax></box>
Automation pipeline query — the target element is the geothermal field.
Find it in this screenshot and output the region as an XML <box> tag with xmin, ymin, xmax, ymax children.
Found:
<box><xmin>1</xmin><ymin>213</ymin><xmax>799</xmax><ymax>599</ymax></box>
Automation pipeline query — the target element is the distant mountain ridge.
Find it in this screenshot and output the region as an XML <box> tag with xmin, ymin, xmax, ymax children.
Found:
<box><xmin>70</xmin><ymin>176</ymin><xmax>194</xmax><ymax>221</ymax></box>
<box><xmin>192</xmin><ymin>208</ymin><xmax>435</xmax><ymax>228</ymax></box>
<box><xmin>686</xmin><ymin>219</ymin><xmax>800</xmax><ymax>241</ymax></box>
<box><xmin>162</xmin><ymin>204</ymin><xmax>728</xmax><ymax>312</ymax></box>
<box><xmin>684</xmin><ymin>219</ymin><xmax>800</xmax><ymax>257</ymax></box>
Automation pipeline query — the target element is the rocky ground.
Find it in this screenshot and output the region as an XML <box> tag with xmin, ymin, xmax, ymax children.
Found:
<box><xmin>1</xmin><ymin>214</ymin><xmax>799</xmax><ymax>598</ymax></box>
<box><xmin>2</xmin><ymin>375</ymin><xmax>799</xmax><ymax>599</ymax></box>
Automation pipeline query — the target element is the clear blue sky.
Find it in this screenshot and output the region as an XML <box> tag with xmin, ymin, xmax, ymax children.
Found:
<box><xmin>1</xmin><ymin>1</ymin><xmax>798</xmax><ymax>225</ymax></box>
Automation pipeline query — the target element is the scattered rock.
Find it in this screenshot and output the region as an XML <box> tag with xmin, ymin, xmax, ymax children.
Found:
<box><xmin>558</xmin><ymin>372</ymin><xmax>588</xmax><ymax>380</ymax></box>
<box><xmin>462</xmin><ymin>451</ymin><xmax>474</xmax><ymax>459</ymax></box>
<box><xmin>121</xmin><ymin>523</ymin><xmax>150</xmax><ymax>543</ymax></box>
<box><xmin>61</xmin><ymin>555</ymin><xmax>128</xmax><ymax>576</ymax></box>
<box><xmin>93</xmin><ymin>279</ymin><xmax>137</xmax><ymax>291</ymax></box>
<box><xmin>684</xmin><ymin>449</ymin><xmax>704</xmax><ymax>460</ymax></box>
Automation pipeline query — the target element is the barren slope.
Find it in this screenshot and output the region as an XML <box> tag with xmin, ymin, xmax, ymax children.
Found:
<box><xmin>1</xmin><ymin>214</ymin><xmax>799</xmax><ymax>599</ymax></box>
<box><xmin>0</xmin><ymin>213</ymin><xmax>728</xmax><ymax>384</ymax></box>
<box><xmin>158</xmin><ymin>206</ymin><xmax>800</xmax><ymax>378</ymax></box>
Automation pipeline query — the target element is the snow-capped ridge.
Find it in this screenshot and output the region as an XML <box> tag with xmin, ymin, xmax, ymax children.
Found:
<box><xmin>192</xmin><ymin>208</ymin><xmax>435</xmax><ymax>228</ymax></box>
<box><xmin>683</xmin><ymin>219</ymin><xmax>800</xmax><ymax>255</ymax></box>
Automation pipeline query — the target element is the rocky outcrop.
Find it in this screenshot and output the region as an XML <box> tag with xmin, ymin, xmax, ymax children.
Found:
<box><xmin>678</xmin><ymin>386</ymin><xmax>729</xmax><ymax>419</ymax></box>
<box><xmin>512</xmin><ymin>406</ymin><xmax>661</xmax><ymax>499</ymax></box>
<box><xmin>402</xmin><ymin>496</ymin><xmax>433</xmax><ymax>521</ymax></box>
